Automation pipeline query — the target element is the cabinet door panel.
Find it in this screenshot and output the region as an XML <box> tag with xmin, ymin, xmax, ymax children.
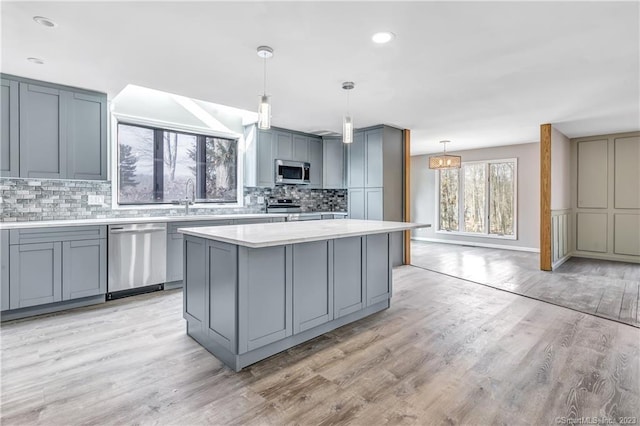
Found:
<box><xmin>275</xmin><ymin>131</ymin><xmax>293</xmax><ymax>160</ymax></box>
<box><xmin>348</xmin><ymin>131</ymin><xmax>365</xmax><ymax>188</ymax></box>
<box><xmin>208</xmin><ymin>241</ymin><xmax>237</xmax><ymax>351</ymax></box>
<box><xmin>366</xmin><ymin>233</ymin><xmax>390</xmax><ymax>305</ymax></box>
<box><xmin>577</xmin><ymin>140</ymin><xmax>607</xmax><ymax>208</ymax></box>
<box><xmin>293</xmin><ymin>135</ymin><xmax>309</xmax><ymax>162</ymax></box>
<box><xmin>365</xmin><ymin>187</ymin><xmax>383</xmax><ymax>220</ymax></box>
<box><xmin>349</xmin><ymin>188</ymin><xmax>365</xmax><ymax>219</ymax></box>
<box><xmin>334</xmin><ymin>237</ymin><xmax>364</xmax><ymax>318</ymax></box>
<box><xmin>10</xmin><ymin>242</ymin><xmax>62</xmax><ymax>309</ymax></box>
<box><xmin>293</xmin><ymin>241</ymin><xmax>332</xmax><ymax>332</ymax></box>
<box><xmin>184</xmin><ymin>237</ymin><xmax>207</xmax><ymax>323</ymax></box>
<box><xmin>365</xmin><ymin>129</ymin><xmax>383</xmax><ymax>187</ymax></box>
<box><xmin>238</xmin><ymin>245</ymin><xmax>292</xmax><ymax>353</ymax></box>
<box><xmin>308</xmin><ymin>137</ymin><xmax>323</xmax><ymax>188</ymax></box>
<box><xmin>166</xmin><ymin>233</ymin><xmax>184</xmax><ymax>283</ymax></box>
<box><xmin>1</xmin><ymin>79</ymin><xmax>19</xmax><ymax>177</ymax></box>
<box><xmin>62</xmin><ymin>239</ymin><xmax>106</xmax><ymax>300</ymax></box>
<box><xmin>323</xmin><ymin>138</ymin><xmax>345</xmax><ymax>189</ymax></box>
<box><xmin>1</xmin><ymin>231</ymin><xmax>9</xmax><ymax>311</ymax></box>
<box><xmin>68</xmin><ymin>92</ymin><xmax>107</xmax><ymax>180</ymax></box>
<box><xmin>19</xmin><ymin>83</ymin><xmax>66</xmax><ymax>178</ymax></box>
<box><xmin>257</xmin><ymin>129</ymin><xmax>274</xmax><ymax>187</ymax></box>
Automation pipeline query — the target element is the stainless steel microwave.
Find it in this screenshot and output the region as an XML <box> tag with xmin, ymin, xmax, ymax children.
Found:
<box><xmin>275</xmin><ymin>159</ymin><xmax>310</xmax><ymax>185</ymax></box>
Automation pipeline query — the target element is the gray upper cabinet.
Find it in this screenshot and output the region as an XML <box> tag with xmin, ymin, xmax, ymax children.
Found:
<box><xmin>275</xmin><ymin>131</ymin><xmax>293</xmax><ymax>160</ymax></box>
<box><xmin>365</xmin><ymin>187</ymin><xmax>383</xmax><ymax>220</ymax></box>
<box><xmin>347</xmin><ymin>131</ymin><xmax>365</xmax><ymax>188</ymax></box>
<box><xmin>1</xmin><ymin>79</ymin><xmax>19</xmax><ymax>177</ymax></box>
<box><xmin>19</xmin><ymin>83</ymin><xmax>66</xmax><ymax>179</ymax></box>
<box><xmin>1</xmin><ymin>74</ymin><xmax>107</xmax><ymax>180</ymax></box>
<box><xmin>365</xmin><ymin>129</ymin><xmax>383</xmax><ymax>188</ymax></box>
<box><xmin>68</xmin><ymin>92</ymin><xmax>107</xmax><ymax>180</ymax></box>
<box><xmin>322</xmin><ymin>137</ymin><xmax>345</xmax><ymax>189</ymax></box>
<box><xmin>257</xmin><ymin>129</ymin><xmax>274</xmax><ymax>187</ymax></box>
<box><xmin>292</xmin><ymin>134</ymin><xmax>309</xmax><ymax>162</ymax></box>
<box><xmin>308</xmin><ymin>137</ymin><xmax>323</xmax><ymax>188</ymax></box>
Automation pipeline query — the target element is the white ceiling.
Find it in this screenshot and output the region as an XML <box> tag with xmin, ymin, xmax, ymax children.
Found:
<box><xmin>2</xmin><ymin>1</ymin><xmax>638</xmax><ymax>155</ymax></box>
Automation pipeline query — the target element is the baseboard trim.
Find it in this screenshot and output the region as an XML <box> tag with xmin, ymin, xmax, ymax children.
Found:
<box><xmin>572</xmin><ymin>251</ymin><xmax>640</xmax><ymax>264</ymax></box>
<box><xmin>552</xmin><ymin>254</ymin><xmax>572</xmax><ymax>270</ymax></box>
<box><xmin>412</xmin><ymin>237</ymin><xmax>539</xmax><ymax>253</ymax></box>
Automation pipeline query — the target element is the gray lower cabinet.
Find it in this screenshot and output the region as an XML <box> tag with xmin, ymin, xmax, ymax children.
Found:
<box><xmin>1</xmin><ymin>78</ymin><xmax>19</xmax><ymax>177</ymax></box>
<box><xmin>10</xmin><ymin>242</ymin><xmax>63</xmax><ymax>309</ymax></box>
<box><xmin>62</xmin><ymin>239</ymin><xmax>106</xmax><ymax>300</ymax></box>
<box><xmin>238</xmin><ymin>245</ymin><xmax>293</xmax><ymax>352</ymax></box>
<box><xmin>293</xmin><ymin>241</ymin><xmax>333</xmax><ymax>333</ymax></box>
<box><xmin>366</xmin><ymin>233</ymin><xmax>391</xmax><ymax>305</ymax></box>
<box><xmin>7</xmin><ymin>226</ymin><xmax>107</xmax><ymax>311</ymax></box>
<box><xmin>1</xmin><ymin>231</ymin><xmax>8</xmax><ymax>311</ymax></box>
<box><xmin>333</xmin><ymin>237</ymin><xmax>364</xmax><ymax>318</ymax></box>
<box><xmin>349</xmin><ymin>187</ymin><xmax>382</xmax><ymax>220</ymax></box>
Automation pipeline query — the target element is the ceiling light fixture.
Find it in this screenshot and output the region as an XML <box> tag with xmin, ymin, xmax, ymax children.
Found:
<box><xmin>257</xmin><ymin>45</ymin><xmax>273</xmax><ymax>130</ymax></box>
<box><xmin>428</xmin><ymin>140</ymin><xmax>461</xmax><ymax>169</ymax></box>
<box><xmin>27</xmin><ymin>57</ymin><xmax>44</xmax><ymax>65</ymax></box>
<box><xmin>372</xmin><ymin>32</ymin><xmax>395</xmax><ymax>44</ymax></box>
<box><xmin>33</xmin><ymin>16</ymin><xmax>57</xmax><ymax>27</ymax></box>
<box><xmin>342</xmin><ymin>81</ymin><xmax>355</xmax><ymax>144</ymax></box>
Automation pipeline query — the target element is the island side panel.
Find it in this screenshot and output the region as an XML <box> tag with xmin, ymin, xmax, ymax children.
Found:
<box><xmin>292</xmin><ymin>240</ymin><xmax>334</xmax><ymax>333</ymax></box>
<box><xmin>333</xmin><ymin>236</ymin><xmax>365</xmax><ymax>318</ymax></box>
<box><xmin>366</xmin><ymin>233</ymin><xmax>391</xmax><ymax>306</ymax></box>
<box><xmin>183</xmin><ymin>236</ymin><xmax>207</xmax><ymax>327</ymax></box>
<box><xmin>207</xmin><ymin>241</ymin><xmax>237</xmax><ymax>352</ymax></box>
<box><xmin>238</xmin><ymin>245</ymin><xmax>293</xmax><ymax>353</ymax></box>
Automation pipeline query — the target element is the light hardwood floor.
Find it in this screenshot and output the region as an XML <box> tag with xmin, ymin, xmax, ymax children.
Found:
<box><xmin>411</xmin><ymin>241</ymin><xmax>640</xmax><ymax>327</ymax></box>
<box><xmin>2</xmin><ymin>266</ymin><xmax>639</xmax><ymax>425</ymax></box>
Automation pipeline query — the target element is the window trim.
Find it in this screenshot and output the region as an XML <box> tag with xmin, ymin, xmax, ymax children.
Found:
<box><xmin>110</xmin><ymin>113</ymin><xmax>244</xmax><ymax>210</ymax></box>
<box><xmin>435</xmin><ymin>158</ymin><xmax>518</xmax><ymax>240</ymax></box>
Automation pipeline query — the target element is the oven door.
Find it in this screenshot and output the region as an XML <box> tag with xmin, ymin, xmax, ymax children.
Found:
<box><xmin>275</xmin><ymin>160</ymin><xmax>310</xmax><ymax>185</ymax></box>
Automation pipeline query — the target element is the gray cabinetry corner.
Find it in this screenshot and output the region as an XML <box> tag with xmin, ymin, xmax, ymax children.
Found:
<box><xmin>1</xmin><ymin>78</ymin><xmax>19</xmax><ymax>177</ymax></box>
<box><xmin>1</xmin><ymin>231</ymin><xmax>10</xmax><ymax>311</ymax></box>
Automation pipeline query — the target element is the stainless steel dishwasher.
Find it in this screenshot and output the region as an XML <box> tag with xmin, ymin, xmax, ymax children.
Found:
<box><xmin>107</xmin><ymin>223</ymin><xmax>167</xmax><ymax>299</ymax></box>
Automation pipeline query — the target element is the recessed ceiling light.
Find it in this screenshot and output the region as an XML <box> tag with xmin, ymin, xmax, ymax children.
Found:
<box><xmin>27</xmin><ymin>57</ymin><xmax>44</xmax><ymax>65</ymax></box>
<box><xmin>372</xmin><ymin>32</ymin><xmax>395</xmax><ymax>44</ymax></box>
<box><xmin>33</xmin><ymin>16</ymin><xmax>57</xmax><ymax>27</ymax></box>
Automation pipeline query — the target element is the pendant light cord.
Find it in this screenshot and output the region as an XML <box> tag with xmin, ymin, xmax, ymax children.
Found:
<box><xmin>346</xmin><ymin>89</ymin><xmax>350</xmax><ymax>116</ymax></box>
<box><xmin>263</xmin><ymin>56</ymin><xmax>267</xmax><ymax>96</ymax></box>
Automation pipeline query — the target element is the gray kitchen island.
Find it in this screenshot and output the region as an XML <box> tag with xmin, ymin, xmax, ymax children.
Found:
<box><xmin>178</xmin><ymin>219</ymin><xmax>428</xmax><ymax>371</ymax></box>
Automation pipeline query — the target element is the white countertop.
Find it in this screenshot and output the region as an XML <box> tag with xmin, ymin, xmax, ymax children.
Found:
<box><xmin>0</xmin><ymin>212</ymin><xmax>348</xmax><ymax>230</ymax></box>
<box><xmin>178</xmin><ymin>219</ymin><xmax>431</xmax><ymax>248</ymax></box>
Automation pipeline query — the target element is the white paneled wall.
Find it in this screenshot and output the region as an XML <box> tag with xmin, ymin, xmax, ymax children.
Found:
<box><xmin>551</xmin><ymin>209</ymin><xmax>571</xmax><ymax>268</ymax></box>
<box><xmin>571</xmin><ymin>132</ymin><xmax>640</xmax><ymax>263</ymax></box>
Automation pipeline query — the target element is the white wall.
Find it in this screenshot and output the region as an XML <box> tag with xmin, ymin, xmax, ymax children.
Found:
<box><xmin>551</xmin><ymin>127</ymin><xmax>571</xmax><ymax>210</ymax></box>
<box><xmin>411</xmin><ymin>142</ymin><xmax>540</xmax><ymax>250</ymax></box>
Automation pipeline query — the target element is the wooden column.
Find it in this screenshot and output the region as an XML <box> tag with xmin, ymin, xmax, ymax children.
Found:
<box><xmin>540</xmin><ymin>123</ymin><xmax>552</xmax><ymax>271</ymax></box>
<box><xmin>403</xmin><ymin>129</ymin><xmax>411</xmax><ymax>265</ymax></box>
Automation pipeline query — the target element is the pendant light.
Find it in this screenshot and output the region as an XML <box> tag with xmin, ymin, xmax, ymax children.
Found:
<box><xmin>257</xmin><ymin>46</ymin><xmax>273</xmax><ymax>130</ymax></box>
<box><xmin>428</xmin><ymin>140</ymin><xmax>461</xmax><ymax>169</ymax></box>
<box><xmin>342</xmin><ymin>81</ymin><xmax>355</xmax><ymax>144</ymax></box>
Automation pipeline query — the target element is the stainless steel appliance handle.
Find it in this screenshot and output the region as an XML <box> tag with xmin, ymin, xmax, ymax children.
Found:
<box><xmin>109</xmin><ymin>227</ymin><xmax>166</xmax><ymax>234</ymax></box>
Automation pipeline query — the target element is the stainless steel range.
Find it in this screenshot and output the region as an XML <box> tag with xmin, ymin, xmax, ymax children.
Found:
<box><xmin>266</xmin><ymin>198</ymin><xmax>322</xmax><ymax>221</ymax></box>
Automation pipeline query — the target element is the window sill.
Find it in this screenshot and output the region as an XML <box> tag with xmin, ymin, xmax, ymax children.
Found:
<box><xmin>435</xmin><ymin>230</ymin><xmax>517</xmax><ymax>240</ymax></box>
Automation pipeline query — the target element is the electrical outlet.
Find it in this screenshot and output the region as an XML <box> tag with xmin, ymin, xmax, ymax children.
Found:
<box><xmin>87</xmin><ymin>195</ymin><xmax>104</xmax><ymax>205</ymax></box>
<box><xmin>257</xmin><ymin>196</ymin><xmax>265</xmax><ymax>204</ymax></box>
<box><xmin>244</xmin><ymin>195</ymin><xmax>251</xmax><ymax>205</ymax></box>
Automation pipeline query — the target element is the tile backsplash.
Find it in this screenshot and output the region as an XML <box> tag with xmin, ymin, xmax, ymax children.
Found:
<box><xmin>0</xmin><ymin>178</ymin><xmax>347</xmax><ymax>222</ymax></box>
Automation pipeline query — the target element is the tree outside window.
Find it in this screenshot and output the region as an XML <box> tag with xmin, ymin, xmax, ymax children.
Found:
<box><xmin>438</xmin><ymin>159</ymin><xmax>516</xmax><ymax>237</ymax></box>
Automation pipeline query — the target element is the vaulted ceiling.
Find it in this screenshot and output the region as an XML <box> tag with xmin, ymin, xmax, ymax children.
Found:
<box><xmin>2</xmin><ymin>1</ymin><xmax>638</xmax><ymax>154</ymax></box>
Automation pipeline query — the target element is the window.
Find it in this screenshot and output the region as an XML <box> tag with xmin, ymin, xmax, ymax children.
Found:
<box><xmin>117</xmin><ymin>123</ymin><xmax>238</xmax><ymax>205</ymax></box>
<box><xmin>437</xmin><ymin>159</ymin><xmax>517</xmax><ymax>238</ymax></box>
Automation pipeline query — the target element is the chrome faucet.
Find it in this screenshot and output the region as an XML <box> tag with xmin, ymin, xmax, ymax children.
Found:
<box><xmin>181</xmin><ymin>178</ymin><xmax>195</xmax><ymax>215</ymax></box>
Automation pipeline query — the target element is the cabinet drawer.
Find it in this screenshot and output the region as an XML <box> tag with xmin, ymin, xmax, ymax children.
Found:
<box><xmin>10</xmin><ymin>225</ymin><xmax>106</xmax><ymax>245</ymax></box>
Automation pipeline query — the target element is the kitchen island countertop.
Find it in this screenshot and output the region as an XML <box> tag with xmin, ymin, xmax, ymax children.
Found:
<box><xmin>178</xmin><ymin>219</ymin><xmax>429</xmax><ymax>248</ymax></box>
